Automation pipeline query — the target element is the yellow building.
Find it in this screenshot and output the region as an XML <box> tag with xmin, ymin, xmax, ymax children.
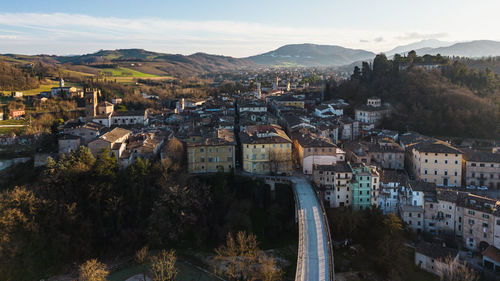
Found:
<box><xmin>270</xmin><ymin>95</ymin><xmax>305</xmax><ymax>109</ymax></box>
<box><xmin>406</xmin><ymin>140</ymin><xmax>463</xmax><ymax>187</ymax></box>
<box><xmin>240</xmin><ymin>124</ymin><xmax>292</xmax><ymax>175</ymax></box>
<box><xmin>186</xmin><ymin>129</ymin><xmax>236</xmax><ymax>173</ymax></box>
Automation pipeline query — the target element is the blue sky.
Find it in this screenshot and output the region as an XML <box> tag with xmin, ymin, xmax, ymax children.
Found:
<box><xmin>1</xmin><ymin>0</ymin><xmax>499</xmax><ymax>56</ymax></box>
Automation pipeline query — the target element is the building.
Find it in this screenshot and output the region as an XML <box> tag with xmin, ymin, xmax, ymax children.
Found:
<box><xmin>240</xmin><ymin>124</ymin><xmax>292</xmax><ymax>175</ymax></box>
<box><xmin>313</xmin><ymin>162</ymin><xmax>353</xmax><ymax>208</ymax></box>
<box><xmin>354</xmin><ymin>97</ymin><xmax>390</xmax><ymax>126</ymax></box>
<box><xmin>379</xmin><ymin>170</ymin><xmax>408</xmax><ymax>214</ymax></box>
<box><xmin>269</xmin><ymin>95</ymin><xmax>305</xmax><ymax>109</ymax></box>
<box><xmin>462</xmin><ymin>148</ymin><xmax>500</xmax><ymax>189</ymax></box>
<box><xmin>85</xmin><ymin>89</ymin><xmax>100</xmax><ymax>121</ymax></box>
<box><xmin>186</xmin><ymin>129</ymin><xmax>236</xmax><ymax>173</ymax></box>
<box><xmin>400</xmin><ymin>204</ymin><xmax>424</xmax><ymax>233</ymax></box>
<box><xmin>63</xmin><ymin>121</ymin><xmax>106</xmax><ymax>145</ymax></box>
<box><xmin>97</xmin><ymin>101</ymin><xmax>114</xmax><ymax>115</ymax></box>
<box><xmin>406</xmin><ymin>140</ymin><xmax>463</xmax><ymax>187</ymax></box>
<box><xmin>238</xmin><ymin>100</ymin><xmax>267</xmax><ymax>113</ymax></box>
<box><xmin>291</xmin><ymin>129</ymin><xmax>345</xmax><ymax>174</ymax></box>
<box><xmin>350</xmin><ymin>163</ymin><xmax>380</xmax><ymax>210</ymax></box>
<box><xmin>344</xmin><ymin>140</ymin><xmax>404</xmax><ymax>170</ymax></box>
<box><xmin>9</xmin><ymin>109</ymin><xmax>25</xmax><ymax>119</ymax></box>
<box><xmin>119</xmin><ymin>133</ymin><xmax>165</xmax><ymax>168</ymax></box>
<box><xmin>460</xmin><ymin>194</ymin><xmax>499</xmax><ymax>251</ymax></box>
<box><xmin>88</xmin><ymin>127</ymin><xmax>131</xmax><ymax>158</ymax></box>
<box><xmin>414</xmin><ymin>241</ymin><xmax>459</xmax><ymax>276</ymax></box>
<box><xmin>11</xmin><ymin>91</ymin><xmax>23</xmax><ymax>98</ymax></box>
<box><xmin>58</xmin><ymin>135</ymin><xmax>81</xmax><ymax>155</ymax></box>
<box><xmin>482</xmin><ymin>245</ymin><xmax>500</xmax><ymax>273</ymax></box>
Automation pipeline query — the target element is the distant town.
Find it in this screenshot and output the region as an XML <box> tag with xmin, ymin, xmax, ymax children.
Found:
<box><xmin>1</xmin><ymin>48</ymin><xmax>500</xmax><ymax>281</ymax></box>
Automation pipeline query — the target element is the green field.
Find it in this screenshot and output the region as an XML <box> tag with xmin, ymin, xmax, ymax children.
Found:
<box><xmin>98</xmin><ymin>67</ymin><xmax>159</xmax><ymax>77</ymax></box>
<box><xmin>0</xmin><ymin>119</ymin><xmax>26</xmax><ymax>135</ymax></box>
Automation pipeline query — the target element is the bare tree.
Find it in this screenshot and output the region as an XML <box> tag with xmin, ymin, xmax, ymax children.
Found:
<box><xmin>135</xmin><ymin>246</ymin><xmax>149</xmax><ymax>281</ymax></box>
<box><xmin>257</xmin><ymin>254</ymin><xmax>283</xmax><ymax>281</ymax></box>
<box><xmin>78</xmin><ymin>259</ymin><xmax>109</xmax><ymax>281</ymax></box>
<box><xmin>150</xmin><ymin>249</ymin><xmax>178</xmax><ymax>281</ymax></box>
<box><xmin>436</xmin><ymin>257</ymin><xmax>479</xmax><ymax>281</ymax></box>
<box><xmin>214</xmin><ymin>231</ymin><xmax>283</xmax><ymax>281</ymax></box>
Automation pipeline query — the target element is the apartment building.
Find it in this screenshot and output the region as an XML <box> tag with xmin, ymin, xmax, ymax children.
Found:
<box><xmin>354</xmin><ymin>97</ymin><xmax>390</xmax><ymax>126</ymax></box>
<box><xmin>291</xmin><ymin>129</ymin><xmax>345</xmax><ymax>174</ymax></box>
<box><xmin>462</xmin><ymin>148</ymin><xmax>500</xmax><ymax>189</ymax></box>
<box><xmin>460</xmin><ymin>194</ymin><xmax>499</xmax><ymax>251</ymax></box>
<box><xmin>186</xmin><ymin>128</ymin><xmax>236</xmax><ymax>173</ymax></box>
<box><xmin>406</xmin><ymin>140</ymin><xmax>463</xmax><ymax>187</ymax></box>
<box><xmin>345</xmin><ymin>140</ymin><xmax>404</xmax><ymax>170</ymax></box>
<box><xmin>240</xmin><ymin>124</ymin><xmax>292</xmax><ymax>175</ymax></box>
<box><xmin>350</xmin><ymin>163</ymin><xmax>380</xmax><ymax>210</ymax></box>
<box><xmin>313</xmin><ymin>162</ymin><xmax>353</xmax><ymax>208</ymax></box>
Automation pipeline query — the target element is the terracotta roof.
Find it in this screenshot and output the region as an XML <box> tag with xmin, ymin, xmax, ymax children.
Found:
<box><xmin>462</xmin><ymin>148</ymin><xmax>500</xmax><ymax>163</ymax></box>
<box><xmin>482</xmin><ymin>245</ymin><xmax>500</xmax><ymax>264</ymax></box>
<box><xmin>415</xmin><ymin>241</ymin><xmax>458</xmax><ymax>260</ymax></box>
<box><xmin>409</xmin><ymin>140</ymin><xmax>462</xmax><ymax>154</ymax></box>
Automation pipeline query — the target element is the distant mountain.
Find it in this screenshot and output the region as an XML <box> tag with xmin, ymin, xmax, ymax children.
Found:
<box><xmin>246</xmin><ymin>44</ymin><xmax>375</xmax><ymax>67</ymax></box>
<box><xmin>414</xmin><ymin>40</ymin><xmax>500</xmax><ymax>57</ymax></box>
<box><xmin>386</xmin><ymin>39</ymin><xmax>454</xmax><ymax>56</ymax></box>
<box><xmin>1</xmin><ymin>49</ymin><xmax>257</xmax><ymax>77</ymax></box>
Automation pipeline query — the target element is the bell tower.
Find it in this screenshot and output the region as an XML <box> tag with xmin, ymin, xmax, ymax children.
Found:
<box><xmin>85</xmin><ymin>88</ymin><xmax>100</xmax><ymax>121</ymax></box>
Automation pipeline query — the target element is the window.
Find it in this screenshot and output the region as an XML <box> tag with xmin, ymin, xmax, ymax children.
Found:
<box><xmin>200</xmin><ymin>157</ymin><xmax>205</xmax><ymax>162</ymax></box>
<box><xmin>483</xmin><ymin>223</ymin><xmax>489</xmax><ymax>228</ymax></box>
<box><xmin>455</xmin><ymin>160</ymin><xmax>458</xmax><ymax>164</ymax></box>
<box><xmin>434</xmin><ymin>159</ymin><xmax>438</xmax><ymax>164</ymax></box>
<box><xmin>483</xmin><ymin>214</ymin><xmax>490</xmax><ymax>219</ymax></box>
<box><xmin>208</xmin><ymin>157</ymin><xmax>213</xmax><ymax>162</ymax></box>
<box><xmin>200</xmin><ymin>148</ymin><xmax>204</xmax><ymax>152</ymax></box>
<box><xmin>444</xmin><ymin>170</ymin><xmax>448</xmax><ymax>176</ymax></box>
<box><xmin>468</xmin><ymin>210</ymin><xmax>475</xmax><ymax>215</ymax></box>
<box><xmin>252</xmin><ymin>154</ymin><xmax>256</xmax><ymax>160</ymax></box>
<box><xmin>434</xmin><ymin>170</ymin><xmax>438</xmax><ymax>175</ymax></box>
<box><xmin>262</xmin><ymin>145</ymin><xmax>264</xmax><ymax>148</ymax></box>
<box><xmin>480</xmin><ymin>163</ymin><xmax>485</xmax><ymax>167</ymax></box>
<box><xmin>445</xmin><ymin>160</ymin><xmax>448</xmax><ymax>164</ymax></box>
<box><xmin>425</xmin><ymin>159</ymin><xmax>428</xmax><ymax>163</ymax></box>
<box><xmin>471</xmin><ymin>163</ymin><xmax>476</xmax><ymax>167</ymax></box>
<box><xmin>468</xmin><ymin>219</ymin><xmax>474</xmax><ymax>225</ymax></box>
<box><xmin>261</xmin><ymin>154</ymin><xmax>265</xmax><ymax>159</ymax></box>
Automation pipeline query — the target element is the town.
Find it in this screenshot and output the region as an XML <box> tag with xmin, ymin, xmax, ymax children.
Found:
<box><xmin>1</xmin><ymin>52</ymin><xmax>499</xmax><ymax>280</ymax></box>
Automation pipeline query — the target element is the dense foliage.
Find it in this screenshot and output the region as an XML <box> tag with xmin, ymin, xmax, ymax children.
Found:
<box><xmin>326</xmin><ymin>53</ymin><xmax>500</xmax><ymax>139</ymax></box>
<box><xmin>0</xmin><ymin>147</ymin><xmax>295</xmax><ymax>280</ymax></box>
<box><xmin>0</xmin><ymin>61</ymin><xmax>40</xmax><ymax>91</ymax></box>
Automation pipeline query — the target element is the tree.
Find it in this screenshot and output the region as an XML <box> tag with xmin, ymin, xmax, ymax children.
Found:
<box><xmin>436</xmin><ymin>257</ymin><xmax>479</xmax><ymax>281</ymax></box>
<box><xmin>214</xmin><ymin>231</ymin><xmax>261</xmax><ymax>280</ymax></box>
<box><xmin>78</xmin><ymin>259</ymin><xmax>109</xmax><ymax>281</ymax></box>
<box><xmin>150</xmin><ymin>249</ymin><xmax>178</xmax><ymax>281</ymax></box>
<box><xmin>135</xmin><ymin>246</ymin><xmax>149</xmax><ymax>281</ymax></box>
<box><xmin>257</xmin><ymin>254</ymin><xmax>283</xmax><ymax>281</ymax></box>
<box><xmin>351</xmin><ymin>66</ymin><xmax>361</xmax><ymax>80</ymax></box>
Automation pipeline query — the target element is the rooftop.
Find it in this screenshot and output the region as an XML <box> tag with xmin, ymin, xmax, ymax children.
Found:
<box><xmin>415</xmin><ymin>241</ymin><xmax>459</xmax><ymax>260</ymax></box>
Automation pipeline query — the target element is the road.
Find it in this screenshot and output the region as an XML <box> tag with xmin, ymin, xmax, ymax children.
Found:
<box><xmin>292</xmin><ymin>177</ymin><xmax>331</xmax><ymax>281</ymax></box>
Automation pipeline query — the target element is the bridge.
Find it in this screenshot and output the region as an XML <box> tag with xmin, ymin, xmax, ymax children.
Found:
<box><xmin>243</xmin><ymin>172</ymin><xmax>334</xmax><ymax>281</ymax></box>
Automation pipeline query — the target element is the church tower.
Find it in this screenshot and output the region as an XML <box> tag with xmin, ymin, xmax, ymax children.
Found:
<box><xmin>85</xmin><ymin>88</ymin><xmax>100</xmax><ymax>121</ymax></box>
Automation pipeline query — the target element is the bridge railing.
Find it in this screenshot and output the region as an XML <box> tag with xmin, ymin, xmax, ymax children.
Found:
<box><xmin>312</xmin><ymin>184</ymin><xmax>335</xmax><ymax>281</ymax></box>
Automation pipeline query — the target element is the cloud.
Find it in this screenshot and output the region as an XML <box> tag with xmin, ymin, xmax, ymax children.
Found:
<box><xmin>396</xmin><ymin>32</ymin><xmax>448</xmax><ymax>40</ymax></box>
<box><xmin>0</xmin><ymin>13</ymin><xmax>458</xmax><ymax>57</ymax></box>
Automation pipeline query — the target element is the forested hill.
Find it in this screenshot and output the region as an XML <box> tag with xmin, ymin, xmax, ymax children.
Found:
<box><xmin>326</xmin><ymin>53</ymin><xmax>500</xmax><ymax>139</ymax></box>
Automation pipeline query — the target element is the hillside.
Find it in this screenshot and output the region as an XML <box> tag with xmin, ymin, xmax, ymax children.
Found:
<box><xmin>0</xmin><ymin>49</ymin><xmax>257</xmax><ymax>78</ymax></box>
<box><xmin>246</xmin><ymin>43</ymin><xmax>375</xmax><ymax>67</ymax></box>
<box><xmin>414</xmin><ymin>40</ymin><xmax>500</xmax><ymax>57</ymax></box>
<box><xmin>385</xmin><ymin>39</ymin><xmax>453</xmax><ymax>56</ymax></box>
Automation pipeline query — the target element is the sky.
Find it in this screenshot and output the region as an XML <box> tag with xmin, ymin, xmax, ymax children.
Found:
<box><xmin>0</xmin><ymin>0</ymin><xmax>499</xmax><ymax>57</ymax></box>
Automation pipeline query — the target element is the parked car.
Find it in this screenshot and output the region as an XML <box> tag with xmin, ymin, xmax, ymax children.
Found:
<box><xmin>477</xmin><ymin>186</ymin><xmax>488</xmax><ymax>191</ymax></box>
<box><xmin>466</xmin><ymin>185</ymin><xmax>476</xmax><ymax>190</ymax></box>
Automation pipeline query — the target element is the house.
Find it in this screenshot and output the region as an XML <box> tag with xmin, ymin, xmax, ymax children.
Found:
<box><xmin>9</xmin><ymin>109</ymin><xmax>25</xmax><ymax>119</ymax></box>
<box><xmin>97</xmin><ymin>101</ymin><xmax>114</xmax><ymax>115</ymax></box>
<box><xmin>11</xmin><ymin>91</ymin><xmax>23</xmax><ymax>98</ymax></box>
<box><xmin>482</xmin><ymin>245</ymin><xmax>500</xmax><ymax>273</ymax></box>
<box><xmin>400</xmin><ymin>204</ymin><xmax>424</xmax><ymax>233</ymax></box>
<box><xmin>88</xmin><ymin>127</ymin><xmax>131</xmax><ymax>158</ymax></box>
<box><xmin>120</xmin><ymin>133</ymin><xmax>165</xmax><ymax>168</ymax></box>
<box><xmin>186</xmin><ymin>128</ymin><xmax>236</xmax><ymax>173</ymax></box>
<box><xmin>462</xmin><ymin>148</ymin><xmax>500</xmax><ymax>189</ymax></box>
<box><xmin>240</xmin><ymin>124</ymin><xmax>292</xmax><ymax>175</ymax></box>
<box><xmin>0</xmin><ymin>111</ymin><xmax>3</xmax><ymax>121</ymax></box>
<box><xmin>460</xmin><ymin>194</ymin><xmax>499</xmax><ymax>251</ymax></box>
<box><xmin>406</xmin><ymin>140</ymin><xmax>463</xmax><ymax>187</ymax></box>
<box><xmin>414</xmin><ymin>241</ymin><xmax>459</xmax><ymax>276</ymax></box>
<box><xmin>112</xmin><ymin>98</ymin><xmax>123</xmax><ymax>105</ymax></box>
<box><xmin>291</xmin><ymin>129</ymin><xmax>345</xmax><ymax>174</ymax></box>
<box><xmin>238</xmin><ymin>100</ymin><xmax>267</xmax><ymax>113</ymax></box>
<box><xmin>350</xmin><ymin>163</ymin><xmax>380</xmax><ymax>210</ymax></box>
<box><xmin>269</xmin><ymin>95</ymin><xmax>305</xmax><ymax>109</ymax></box>
<box><xmin>379</xmin><ymin>170</ymin><xmax>408</xmax><ymax>214</ymax></box>
<box><xmin>63</xmin><ymin>120</ymin><xmax>106</xmax><ymax>145</ymax></box>
<box><xmin>354</xmin><ymin>97</ymin><xmax>390</xmax><ymax>126</ymax></box>
<box><xmin>312</xmin><ymin>162</ymin><xmax>353</xmax><ymax>208</ymax></box>
<box><xmin>58</xmin><ymin>135</ymin><xmax>81</xmax><ymax>155</ymax></box>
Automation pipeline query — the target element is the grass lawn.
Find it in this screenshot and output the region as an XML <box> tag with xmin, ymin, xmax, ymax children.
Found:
<box><xmin>107</xmin><ymin>260</ymin><xmax>219</xmax><ymax>281</ymax></box>
<box><xmin>0</xmin><ymin>119</ymin><xmax>25</xmax><ymax>126</ymax></box>
<box><xmin>98</xmin><ymin>67</ymin><xmax>159</xmax><ymax>78</ymax></box>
